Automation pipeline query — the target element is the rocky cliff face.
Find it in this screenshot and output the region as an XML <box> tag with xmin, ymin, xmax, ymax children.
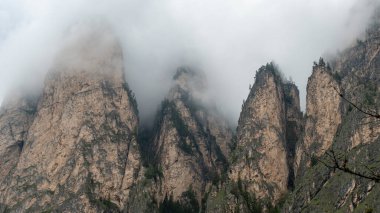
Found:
<box><xmin>229</xmin><ymin>64</ymin><xmax>289</xmax><ymax>203</ymax></box>
<box><xmin>229</xmin><ymin>63</ymin><xmax>303</xmax><ymax>203</ymax></box>
<box><xmin>150</xmin><ymin>67</ymin><xmax>230</xmax><ymax>210</ymax></box>
<box><xmin>284</xmin><ymin>83</ymin><xmax>304</xmax><ymax>188</ymax></box>
<box><xmin>0</xmin><ymin>14</ymin><xmax>379</xmax><ymax>213</ymax></box>
<box><xmin>294</xmin><ymin>62</ymin><xmax>342</xmax><ymax>178</ymax></box>
<box><xmin>0</xmin><ymin>28</ymin><xmax>143</xmax><ymax>212</ymax></box>
<box><xmin>285</xmin><ymin>17</ymin><xmax>380</xmax><ymax>213</ymax></box>
<box><xmin>0</xmin><ymin>92</ymin><xmax>37</xmax><ymax>185</ymax></box>
<box><xmin>206</xmin><ymin>63</ymin><xmax>303</xmax><ymax>212</ymax></box>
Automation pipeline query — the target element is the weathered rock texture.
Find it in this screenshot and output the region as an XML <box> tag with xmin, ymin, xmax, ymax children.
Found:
<box><xmin>294</xmin><ymin>61</ymin><xmax>342</xmax><ymax>178</ymax></box>
<box><xmin>0</xmin><ymin>28</ymin><xmax>142</xmax><ymax>212</ymax></box>
<box><xmin>0</xmin><ymin>92</ymin><xmax>37</xmax><ymax>185</ymax></box>
<box><xmin>0</xmin><ymin>12</ymin><xmax>379</xmax><ymax>213</ymax></box>
<box><xmin>284</xmin><ymin>83</ymin><xmax>304</xmax><ymax>189</ymax></box>
<box><xmin>151</xmin><ymin>67</ymin><xmax>231</xmax><ymax>209</ymax></box>
<box><xmin>229</xmin><ymin>64</ymin><xmax>289</xmax><ymax>202</ymax></box>
<box><xmin>285</xmin><ymin>15</ymin><xmax>380</xmax><ymax>213</ymax></box>
<box><xmin>206</xmin><ymin>63</ymin><xmax>303</xmax><ymax>212</ymax></box>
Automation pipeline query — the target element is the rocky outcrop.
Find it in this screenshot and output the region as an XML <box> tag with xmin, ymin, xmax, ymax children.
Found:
<box><xmin>206</xmin><ymin>63</ymin><xmax>303</xmax><ymax>212</ymax></box>
<box><xmin>0</xmin><ymin>92</ymin><xmax>37</xmax><ymax>185</ymax></box>
<box><xmin>229</xmin><ymin>63</ymin><xmax>289</xmax><ymax>203</ymax></box>
<box><xmin>285</xmin><ymin>17</ymin><xmax>380</xmax><ymax>212</ymax></box>
<box><xmin>151</xmin><ymin>67</ymin><xmax>230</xmax><ymax>209</ymax></box>
<box><xmin>294</xmin><ymin>61</ymin><xmax>342</xmax><ymax>178</ymax></box>
<box><xmin>284</xmin><ymin>83</ymin><xmax>304</xmax><ymax>188</ymax></box>
<box><xmin>0</xmin><ymin>28</ymin><xmax>142</xmax><ymax>212</ymax></box>
<box><xmin>0</xmin><ymin>11</ymin><xmax>379</xmax><ymax>213</ymax></box>
<box><xmin>226</xmin><ymin>63</ymin><xmax>302</xmax><ymax>205</ymax></box>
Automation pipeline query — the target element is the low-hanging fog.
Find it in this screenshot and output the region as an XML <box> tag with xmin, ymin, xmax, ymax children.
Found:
<box><xmin>0</xmin><ymin>0</ymin><xmax>379</xmax><ymax>125</ymax></box>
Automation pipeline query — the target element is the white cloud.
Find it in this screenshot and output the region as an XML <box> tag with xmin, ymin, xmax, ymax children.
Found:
<box><xmin>0</xmin><ymin>0</ymin><xmax>378</xmax><ymax>124</ymax></box>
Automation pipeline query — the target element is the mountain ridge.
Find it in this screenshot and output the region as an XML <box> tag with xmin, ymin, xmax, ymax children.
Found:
<box><xmin>0</xmin><ymin>14</ymin><xmax>379</xmax><ymax>213</ymax></box>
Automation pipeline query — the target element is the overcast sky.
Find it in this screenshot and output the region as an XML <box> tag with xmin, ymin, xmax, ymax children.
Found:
<box><xmin>0</xmin><ymin>0</ymin><xmax>379</xmax><ymax>124</ymax></box>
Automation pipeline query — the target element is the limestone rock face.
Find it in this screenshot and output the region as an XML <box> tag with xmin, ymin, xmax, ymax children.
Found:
<box><xmin>229</xmin><ymin>63</ymin><xmax>302</xmax><ymax>203</ymax></box>
<box><xmin>0</xmin><ymin>28</ymin><xmax>142</xmax><ymax>212</ymax></box>
<box><xmin>206</xmin><ymin>64</ymin><xmax>303</xmax><ymax>212</ymax></box>
<box><xmin>284</xmin><ymin>83</ymin><xmax>304</xmax><ymax>188</ymax></box>
<box><xmin>152</xmin><ymin>67</ymin><xmax>230</xmax><ymax>206</ymax></box>
<box><xmin>0</xmin><ymin>13</ymin><xmax>379</xmax><ymax>213</ymax></box>
<box><xmin>285</xmin><ymin>17</ymin><xmax>380</xmax><ymax>213</ymax></box>
<box><xmin>294</xmin><ymin>63</ymin><xmax>342</xmax><ymax>177</ymax></box>
<box><xmin>0</xmin><ymin>93</ymin><xmax>37</xmax><ymax>185</ymax></box>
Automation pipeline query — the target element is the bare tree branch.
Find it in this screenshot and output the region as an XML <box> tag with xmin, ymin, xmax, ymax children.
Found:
<box><xmin>307</xmin><ymin>150</ymin><xmax>380</xmax><ymax>182</ymax></box>
<box><xmin>333</xmin><ymin>87</ymin><xmax>380</xmax><ymax>119</ymax></box>
<box><xmin>300</xmin><ymin>80</ymin><xmax>380</xmax><ymax>182</ymax></box>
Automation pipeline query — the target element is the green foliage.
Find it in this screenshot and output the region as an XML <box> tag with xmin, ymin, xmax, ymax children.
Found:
<box><xmin>268</xmin><ymin>206</ymin><xmax>281</xmax><ymax>213</ymax></box>
<box><xmin>122</xmin><ymin>83</ymin><xmax>139</xmax><ymax>116</ymax></box>
<box><xmin>363</xmin><ymin>83</ymin><xmax>377</xmax><ymax>106</ymax></box>
<box><xmin>356</xmin><ymin>39</ymin><xmax>365</xmax><ymax>46</ymax></box>
<box><xmin>180</xmin><ymin>91</ymin><xmax>228</xmax><ymax>169</ymax></box>
<box><xmin>310</xmin><ymin>142</ymin><xmax>322</xmax><ymax>154</ymax></box>
<box><xmin>159</xmin><ymin>189</ymin><xmax>199</xmax><ymax>213</ymax></box>
<box><xmin>166</xmin><ymin>100</ymin><xmax>195</xmax><ymax>154</ymax></box>
<box><xmin>332</xmin><ymin>72</ymin><xmax>342</xmax><ymax>82</ymax></box>
<box><xmin>41</xmin><ymin>209</ymin><xmax>53</xmax><ymax>213</ymax></box>
<box><xmin>326</xmin><ymin>63</ymin><xmax>332</xmax><ymax>71</ymax></box>
<box><xmin>310</xmin><ymin>155</ymin><xmax>319</xmax><ymax>167</ymax></box>
<box><xmin>201</xmin><ymin>190</ymin><xmax>210</xmax><ymax>213</ymax></box>
<box><xmin>233</xmin><ymin>178</ymin><xmax>263</xmax><ymax>213</ymax></box>
<box><xmin>348</xmin><ymin>104</ymin><xmax>353</xmax><ymax>112</ymax></box>
<box><xmin>256</xmin><ymin>62</ymin><xmax>284</xmax><ymax>82</ymax></box>
<box><xmin>93</xmin><ymin>198</ymin><xmax>119</xmax><ymax>212</ymax></box>
<box><xmin>227</xmin><ymin>178</ymin><xmax>286</xmax><ymax>212</ymax></box>
<box><xmin>211</xmin><ymin>172</ymin><xmax>221</xmax><ymax>186</ymax></box>
<box><xmin>144</xmin><ymin>164</ymin><xmax>163</xmax><ymax>181</ymax></box>
<box><xmin>229</xmin><ymin>135</ymin><xmax>241</xmax><ymax>164</ymax></box>
<box><xmin>267</xmin><ymin>194</ymin><xmax>287</xmax><ymax>213</ymax></box>
<box><xmin>86</xmin><ymin>173</ymin><xmax>120</xmax><ymax>212</ymax></box>
<box><xmin>181</xmin><ymin>188</ymin><xmax>199</xmax><ymax>212</ymax></box>
<box><xmin>21</xmin><ymin>183</ymin><xmax>37</xmax><ymax>192</ymax></box>
<box><xmin>137</xmin><ymin>127</ymin><xmax>156</xmax><ymax>168</ymax></box>
<box><xmin>364</xmin><ymin>93</ymin><xmax>375</xmax><ymax>106</ymax></box>
<box><xmin>22</xmin><ymin>107</ymin><xmax>37</xmax><ymax>115</ymax></box>
<box><xmin>151</xmin><ymin>99</ymin><xmax>195</xmax><ymax>155</ymax></box>
<box><xmin>258</xmin><ymin>62</ymin><xmax>277</xmax><ymax>73</ymax></box>
<box><xmin>284</xmin><ymin>94</ymin><xmax>293</xmax><ymax>105</ymax></box>
<box><xmin>318</xmin><ymin>57</ymin><xmax>325</xmax><ymax>67</ymax></box>
<box><xmin>159</xmin><ymin>195</ymin><xmax>185</xmax><ymax>213</ymax></box>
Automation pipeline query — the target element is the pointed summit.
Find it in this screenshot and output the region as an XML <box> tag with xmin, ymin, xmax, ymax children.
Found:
<box><xmin>149</xmin><ymin>66</ymin><xmax>231</xmax><ymax>209</ymax></box>
<box><xmin>0</xmin><ymin>25</ymin><xmax>142</xmax><ymax>212</ymax></box>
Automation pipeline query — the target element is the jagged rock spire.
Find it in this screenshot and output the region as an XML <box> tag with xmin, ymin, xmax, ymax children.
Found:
<box><xmin>0</xmin><ymin>25</ymin><xmax>142</xmax><ymax>212</ymax></box>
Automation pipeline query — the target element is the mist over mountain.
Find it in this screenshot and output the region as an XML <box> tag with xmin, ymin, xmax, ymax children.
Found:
<box><xmin>0</xmin><ymin>1</ymin><xmax>380</xmax><ymax>212</ymax></box>
<box><xmin>1</xmin><ymin>0</ymin><xmax>379</xmax><ymax>125</ymax></box>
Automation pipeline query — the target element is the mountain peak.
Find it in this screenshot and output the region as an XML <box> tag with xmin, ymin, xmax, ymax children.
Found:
<box><xmin>173</xmin><ymin>66</ymin><xmax>196</xmax><ymax>80</ymax></box>
<box><xmin>52</xmin><ymin>23</ymin><xmax>124</xmax><ymax>80</ymax></box>
<box><xmin>167</xmin><ymin>66</ymin><xmax>208</xmax><ymax>106</ymax></box>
